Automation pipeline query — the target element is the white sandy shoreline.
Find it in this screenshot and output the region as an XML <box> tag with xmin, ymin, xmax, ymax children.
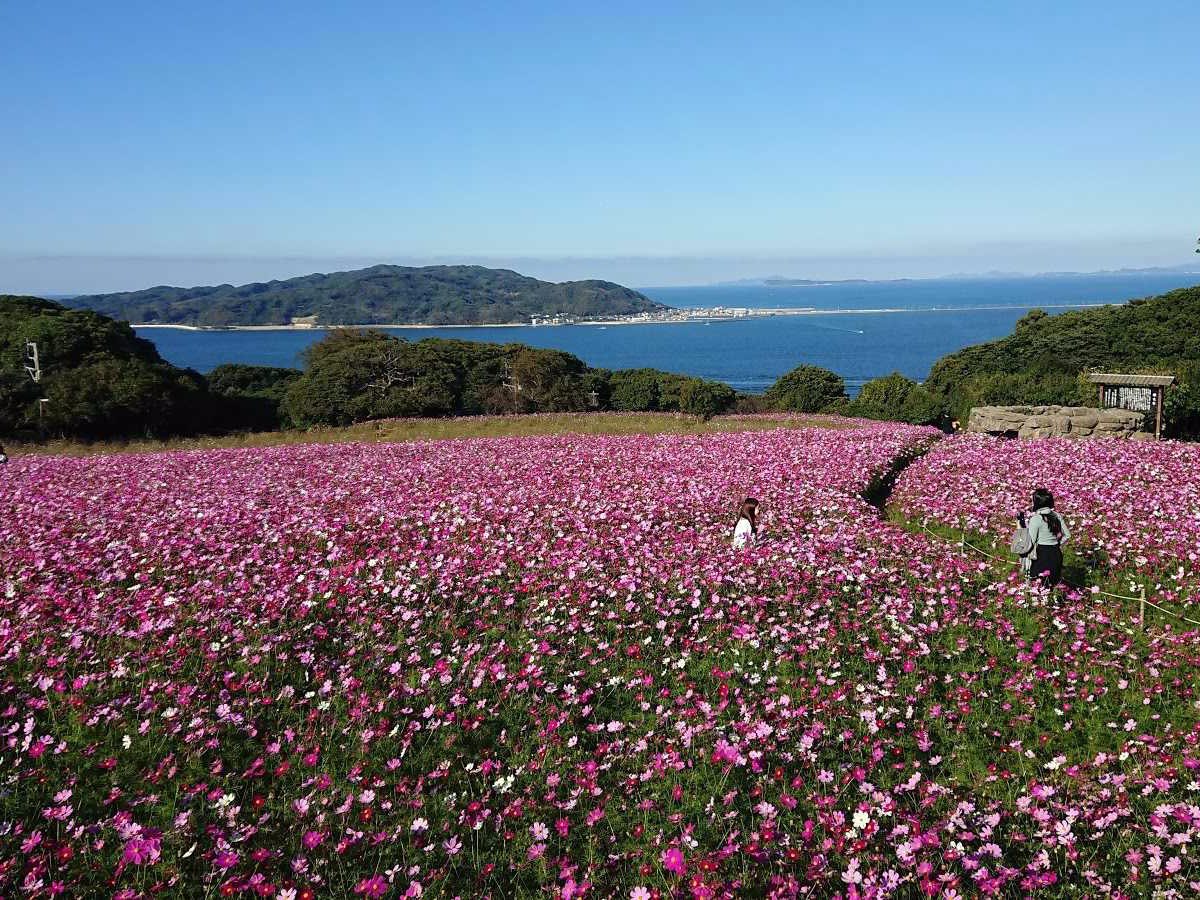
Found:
<box><xmin>130</xmin><ymin>302</ymin><xmax>1115</xmax><ymax>332</ymax></box>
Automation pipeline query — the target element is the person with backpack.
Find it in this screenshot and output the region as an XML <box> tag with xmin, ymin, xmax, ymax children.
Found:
<box><xmin>1024</xmin><ymin>487</ymin><xmax>1070</xmax><ymax>587</ymax></box>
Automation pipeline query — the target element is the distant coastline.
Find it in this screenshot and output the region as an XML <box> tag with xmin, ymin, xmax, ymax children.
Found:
<box><xmin>131</xmin><ymin>301</ymin><xmax>1122</xmax><ymax>332</ymax></box>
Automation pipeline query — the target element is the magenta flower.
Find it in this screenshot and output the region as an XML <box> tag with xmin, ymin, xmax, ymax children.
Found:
<box><xmin>354</xmin><ymin>875</ymin><xmax>388</xmax><ymax>897</ymax></box>
<box><xmin>662</xmin><ymin>847</ymin><xmax>686</xmax><ymax>875</ymax></box>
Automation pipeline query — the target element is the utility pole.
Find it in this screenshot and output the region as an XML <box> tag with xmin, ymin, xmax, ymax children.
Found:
<box><xmin>25</xmin><ymin>341</ymin><xmax>48</xmax><ymax>441</ymax></box>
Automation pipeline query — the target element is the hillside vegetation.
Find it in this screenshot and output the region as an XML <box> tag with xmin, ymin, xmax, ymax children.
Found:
<box><xmin>925</xmin><ymin>283</ymin><xmax>1200</xmax><ymax>429</ymax></box>
<box><xmin>65</xmin><ymin>264</ymin><xmax>668</xmax><ymax>326</ymax></box>
<box><xmin>0</xmin><ymin>298</ymin><xmax>735</xmax><ymax>440</ymax></box>
<box><xmin>0</xmin><ymin>295</ymin><xmax>213</xmax><ymax>439</ymax></box>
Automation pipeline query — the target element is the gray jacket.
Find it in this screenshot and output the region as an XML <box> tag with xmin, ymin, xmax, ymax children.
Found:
<box><xmin>1027</xmin><ymin>507</ymin><xmax>1070</xmax><ymax>546</ymax></box>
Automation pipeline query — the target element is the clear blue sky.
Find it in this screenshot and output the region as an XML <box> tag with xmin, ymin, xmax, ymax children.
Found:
<box><xmin>2</xmin><ymin>0</ymin><xmax>1198</xmax><ymax>291</ymax></box>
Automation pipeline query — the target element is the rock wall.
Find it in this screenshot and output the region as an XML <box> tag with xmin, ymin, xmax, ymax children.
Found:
<box><xmin>967</xmin><ymin>405</ymin><xmax>1148</xmax><ymax>439</ymax></box>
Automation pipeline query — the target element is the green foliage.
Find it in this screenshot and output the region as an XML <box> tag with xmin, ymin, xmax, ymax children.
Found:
<box><xmin>207</xmin><ymin>363</ymin><xmax>300</xmax><ymax>397</ymax></box>
<box><xmin>925</xmin><ymin>284</ymin><xmax>1200</xmax><ymax>434</ymax></box>
<box><xmin>282</xmin><ymin>331</ymin><xmax>629</xmax><ymax>427</ymax></box>
<box><xmin>606</xmin><ymin>368</ymin><xmax>712</xmax><ymax>413</ymax></box>
<box><xmin>1162</xmin><ymin>362</ymin><xmax>1200</xmax><ymax>440</ymax></box>
<box><xmin>764</xmin><ymin>365</ymin><xmax>846</xmax><ymax>412</ymax></box>
<box><xmin>67</xmin><ymin>264</ymin><xmax>669</xmax><ymax>326</ymax></box>
<box><xmin>733</xmin><ymin>393</ymin><xmax>771</xmax><ymax>414</ymax></box>
<box><xmin>207</xmin><ymin>364</ymin><xmax>301</xmax><ymax>431</ymax></box>
<box><xmin>0</xmin><ymin>295</ymin><xmax>216</xmax><ymax>440</ymax></box>
<box><xmin>509</xmin><ymin>347</ymin><xmax>590</xmax><ymax>413</ymax></box>
<box><xmin>847</xmin><ymin>372</ymin><xmax>947</xmax><ymax>426</ymax></box>
<box><xmin>946</xmin><ymin>372</ymin><xmax>1085</xmax><ymax>424</ymax></box>
<box><xmin>608</xmin><ymin>368</ymin><xmax>662</xmax><ymax>412</ymax></box>
<box><xmin>679</xmin><ymin>379</ymin><xmax>737</xmax><ymax>421</ymax></box>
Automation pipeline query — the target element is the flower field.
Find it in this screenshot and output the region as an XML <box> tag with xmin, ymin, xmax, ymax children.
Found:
<box><xmin>3</xmin><ymin>423</ymin><xmax>1200</xmax><ymax>898</ymax></box>
<box><xmin>893</xmin><ymin>434</ymin><xmax>1200</xmax><ymax>606</ymax></box>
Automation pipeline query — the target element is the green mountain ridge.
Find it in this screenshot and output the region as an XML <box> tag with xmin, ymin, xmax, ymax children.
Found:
<box><xmin>64</xmin><ymin>264</ymin><xmax>670</xmax><ymax>327</ymax></box>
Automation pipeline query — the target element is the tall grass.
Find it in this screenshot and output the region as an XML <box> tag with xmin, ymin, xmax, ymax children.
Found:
<box><xmin>7</xmin><ymin>412</ymin><xmax>860</xmax><ymax>457</ymax></box>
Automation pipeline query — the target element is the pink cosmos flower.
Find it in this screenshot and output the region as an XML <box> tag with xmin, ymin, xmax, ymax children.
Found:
<box><xmin>354</xmin><ymin>875</ymin><xmax>387</xmax><ymax>897</ymax></box>
<box><xmin>663</xmin><ymin>847</ymin><xmax>685</xmax><ymax>875</ymax></box>
<box><xmin>122</xmin><ymin>837</ymin><xmax>161</xmax><ymax>866</ymax></box>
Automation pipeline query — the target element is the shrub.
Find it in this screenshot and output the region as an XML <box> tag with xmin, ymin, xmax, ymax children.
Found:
<box><xmin>764</xmin><ymin>365</ymin><xmax>846</xmax><ymax>412</ymax></box>
<box><xmin>848</xmin><ymin>372</ymin><xmax>947</xmax><ymax>426</ymax></box>
<box><xmin>679</xmin><ymin>379</ymin><xmax>736</xmax><ymax>421</ymax></box>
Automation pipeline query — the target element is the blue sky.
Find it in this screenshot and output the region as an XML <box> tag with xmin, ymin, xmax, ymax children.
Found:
<box><xmin>2</xmin><ymin>1</ymin><xmax>1198</xmax><ymax>291</ymax></box>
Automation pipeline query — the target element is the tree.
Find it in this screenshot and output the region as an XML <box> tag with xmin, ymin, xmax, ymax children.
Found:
<box><xmin>0</xmin><ymin>295</ymin><xmax>216</xmax><ymax>440</ymax></box>
<box><xmin>609</xmin><ymin>369</ymin><xmax>662</xmax><ymax>412</ymax></box>
<box><xmin>847</xmin><ymin>372</ymin><xmax>946</xmax><ymax>426</ymax></box>
<box><xmin>924</xmin><ymin>285</ymin><xmax>1200</xmax><ymax>422</ymax></box>
<box><xmin>207</xmin><ymin>364</ymin><xmax>301</xmax><ymax>431</ymax></box>
<box><xmin>509</xmin><ymin>347</ymin><xmax>589</xmax><ymax>412</ymax></box>
<box><xmin>284</xmin><ymin>332</ymin><xmax>405</xmax><ymax>427</ymax></box>
<box><xmin>764</xmin><ymin>365</ymin><xmax>846</xmax><ymax>412</ymax></box>
<box><xmin>281</xmin><ymin>331</ymin><xmax>602</xmax><ymax>425</ymax></box>
<box><xmin>679</xmin><ymin>379</ymin><xmax>736</xmax><ymax>420</ymax></box>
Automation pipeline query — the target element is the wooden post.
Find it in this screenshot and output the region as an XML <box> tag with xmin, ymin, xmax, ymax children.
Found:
<box><xmin>1140</xmin><ymin>586</ymin><xmax>1147</xmax><ymax>631</ymax></box>
<box><xmin>1155</xmin><ymin>387</ymin><xmax>1164</xmax><ymax>440</ymax></box>
<box><xmin>1097</xmin><ymin>383</ymin><xmax>1105</xmax><ymax>408</ymax></box>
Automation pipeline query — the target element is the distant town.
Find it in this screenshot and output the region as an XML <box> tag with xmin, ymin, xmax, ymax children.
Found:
<box><xmin>535</xmin><ymin>306</ymin><xmax>819</xmax><ymax>326</ymax></box>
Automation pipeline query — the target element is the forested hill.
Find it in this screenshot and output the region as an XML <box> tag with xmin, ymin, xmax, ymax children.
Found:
<box><xmin>65</xmin><ymin>265</ymin><xmax>670</xmax><ymax>327</ymax></box>
<box><xmin>924</xmin><ymin>283</ymin><xmax>1200</xmax><ymax>420</ymax></box>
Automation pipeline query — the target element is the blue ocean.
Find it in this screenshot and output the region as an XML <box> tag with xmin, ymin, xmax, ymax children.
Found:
<box><xmin>135</xmin><ymin>273</ymin><xmax>1200</xmax><ymax>395</ymax></box>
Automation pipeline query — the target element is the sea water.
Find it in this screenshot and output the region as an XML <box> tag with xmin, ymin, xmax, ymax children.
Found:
<box><xmin>135</xmin><ymin>273</ymin><xmax>1199</xmax><ymax>394</ymax></box>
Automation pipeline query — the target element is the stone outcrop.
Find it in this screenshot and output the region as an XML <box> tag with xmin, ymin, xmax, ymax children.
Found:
<box><xmin>967</xmin><ymin>405</ymin><xmax>1147</xmax><ymax>439</ymax></box>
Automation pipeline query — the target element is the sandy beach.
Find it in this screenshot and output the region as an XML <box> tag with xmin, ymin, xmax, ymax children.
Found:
<box><xmin>129</xmin><ymin>301</ymin><xmax>1118</xmax><ymax>332</ymax></box>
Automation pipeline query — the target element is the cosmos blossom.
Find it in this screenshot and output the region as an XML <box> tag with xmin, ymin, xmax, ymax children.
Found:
<box><xmin>1</xmin><ymin>420</ymin><xmax>1197</xmax><ymax>896</ymax></box>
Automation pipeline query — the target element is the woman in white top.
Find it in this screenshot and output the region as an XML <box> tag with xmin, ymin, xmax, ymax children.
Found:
<box><xmin>732</xmin><ymin>498</ymin><xmax>759</xmax><ymax>549</ymax></box>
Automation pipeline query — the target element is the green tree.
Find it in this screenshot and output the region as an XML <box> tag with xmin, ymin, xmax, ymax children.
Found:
<box><xmin>0</xmin><ymin>295</ymin><xmax>215</xmax><ymax>440</ymax></box>
<box><xmin>609</xmin><ymin>369</ymin><xmax>662</xmax><ymax>412</ymax></box>
<box><xmin>679</xmin><ymin>379</ymin><xmax>736</xmax><ymax>420</ymax></box>
<box><xmin>848</xmin><ymin>372</ymin><xmax>946</xmax><ymax>426</ymax></box>
<box><xmin>509</xmin><ymin>347</ymin><xmax>589</xmax><ymax>412</ymax></box>
<box><xmin>207</xmin><ymin>364</ymin><xmax>301</xmax><ymax>431</ymax></box>
<box><xmin>924</xmin><ymin>285</ymin><xmax>1200</xmax><ymax>424</ymax></box>
<box><xmin>284</xmin><ymin>332</ymin><xmax>404</xmax><ymax>427</ymax></box>
<box><xmin>764</xmin><ymin>365</ymin><xmax>846</xmax><ymax>412</ymax></box>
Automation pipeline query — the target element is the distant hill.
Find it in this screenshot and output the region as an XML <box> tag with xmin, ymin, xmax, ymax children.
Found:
<box><xmin>64</xmin><ymin>264</ymin><xmax>671</xmax><ymax>327</ymax></box>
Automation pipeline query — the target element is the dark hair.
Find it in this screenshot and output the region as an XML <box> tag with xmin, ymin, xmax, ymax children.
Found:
<box><xmin>1031</xmin><ymin>488</ymin><xmax>1062</xmax><ymax>538</ymax></box>
<box><xmin>737</xmin><ymin>497</ymin><xmax>759</xmax><ymax>532</ymax></box>
<box><xmin>1031</xmin><ymin>487</ymin><xmax>1054</xmax><ymax>509</ymax></box>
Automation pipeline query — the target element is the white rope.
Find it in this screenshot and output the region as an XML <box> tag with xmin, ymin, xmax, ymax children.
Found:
<box><xmin>912</xmin><ymin>519</ymin><xmax>1200</xmax><ymax>629</ymax></box>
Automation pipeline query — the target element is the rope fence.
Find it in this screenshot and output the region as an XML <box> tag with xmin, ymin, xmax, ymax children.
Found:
<box><xmin>912</xmin><ymin>519</ymin><xmax>1200</xmax><ymax>631</ymax></box>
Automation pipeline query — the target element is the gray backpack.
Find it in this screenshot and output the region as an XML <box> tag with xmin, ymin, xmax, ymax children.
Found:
<box><xmin>1010</xmin><ymin>520</ymin><xmax>1033</xmax><ymax>558</ymax></box>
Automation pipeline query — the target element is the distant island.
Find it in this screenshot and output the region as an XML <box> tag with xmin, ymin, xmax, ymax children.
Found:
<box><xmin>64</xmin><ymin>264</ymin><xmax>672</xmax><ymax>327</ymax></box>
<box><xmin>721</xmin><ymin>263</ymin><xmax>1200</xmax><ymax>287</ymax></box>
<box><xmin>762</xmin><ymin>277</ymin><xmax>872</xmax><ymax>287</ymax></box>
